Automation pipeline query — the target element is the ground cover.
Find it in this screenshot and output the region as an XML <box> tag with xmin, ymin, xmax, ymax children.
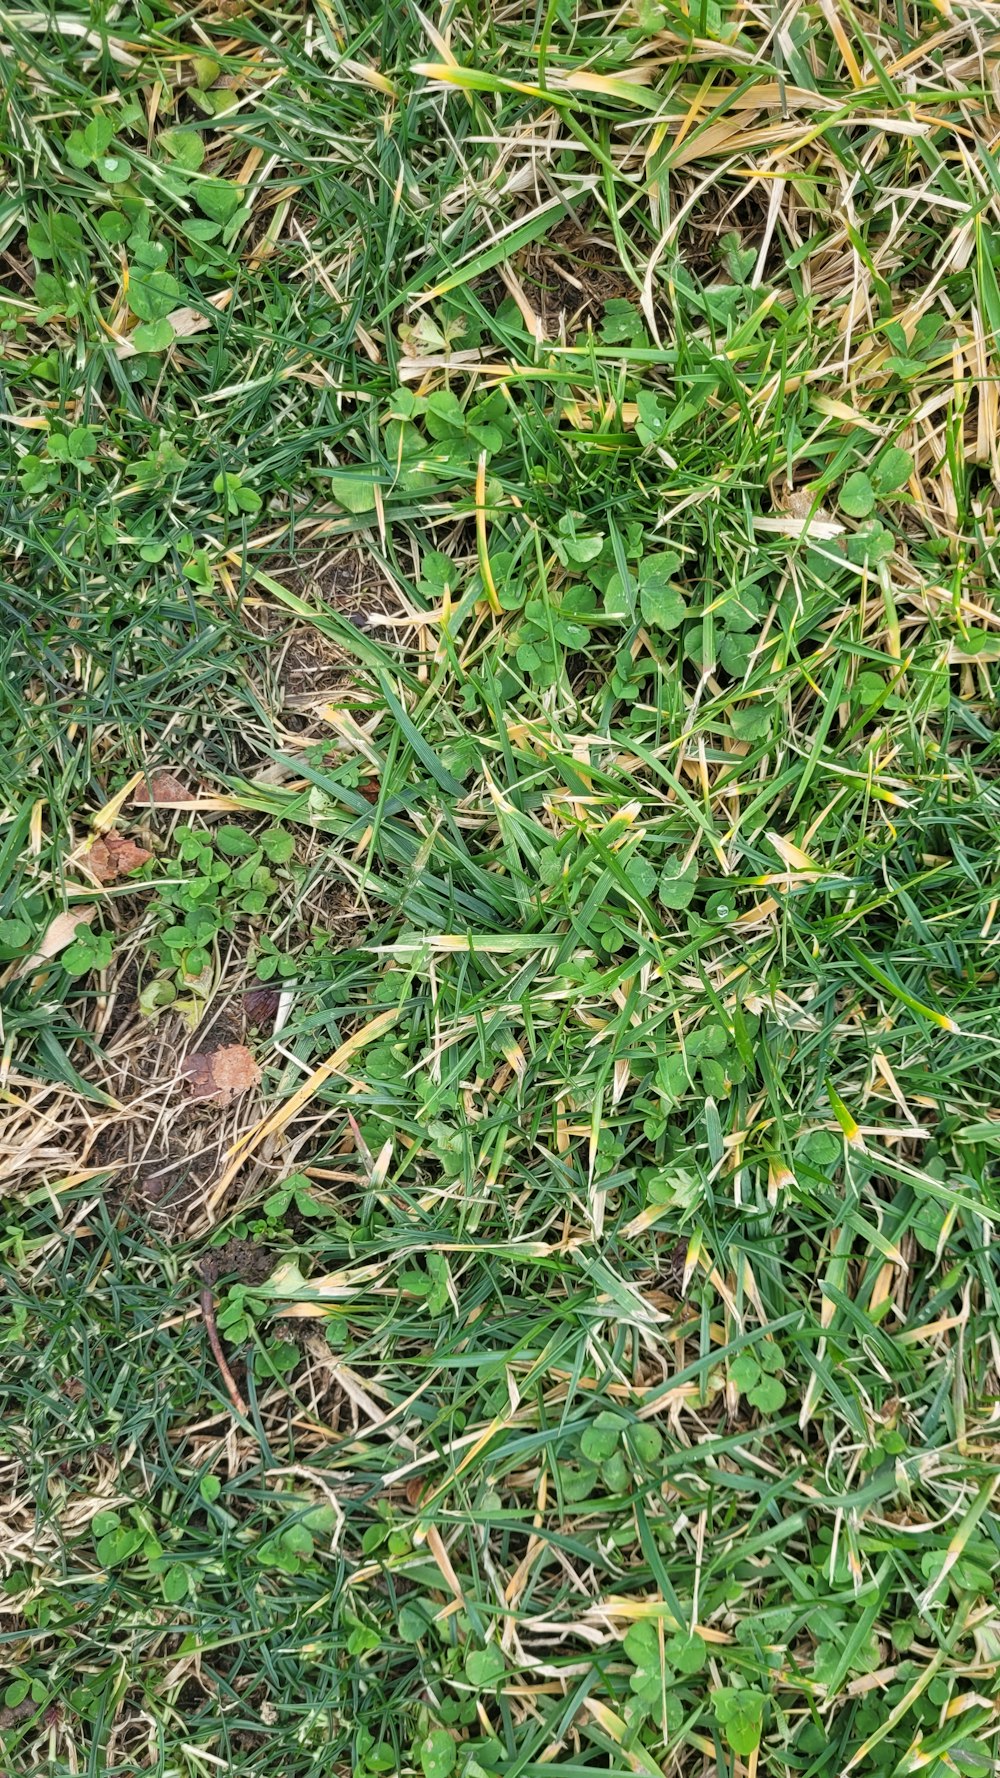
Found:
<box><xmin>3</xmin><ymin>2</ymin><xmax>1000</xmax><ymax>1773</ymax></box>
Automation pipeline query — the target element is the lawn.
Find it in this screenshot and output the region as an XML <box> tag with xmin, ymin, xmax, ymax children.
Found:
<box><xmin>3</xmin><ymin>1</ymin><xmax>1000</xmax><ymax>1773</ymax></box>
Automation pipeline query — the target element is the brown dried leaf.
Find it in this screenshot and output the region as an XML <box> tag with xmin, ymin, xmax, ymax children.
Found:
<box><xmin>132</xmin><ymin>770</ymin><xmax>189</xmax><ymax>806</ymax></box>
<box><xmin>244</xmin><ymin>984</ymin><xmax>280</xmax><ymax>1028</ymax></box>
<box><xmin>88</xmin><ymin>831</ymin><xmax>153</xmax><ymax>883</ymax></box>
<box><xmin>181</xmin><ymin>1043</ymin><xmax>261</xmax><ymax>1105</ymax></box>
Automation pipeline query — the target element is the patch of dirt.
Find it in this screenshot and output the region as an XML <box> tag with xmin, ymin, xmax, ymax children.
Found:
<box><xmin>677</xmin><ymin>184</ymin><xmax>770</xmax><ymax>281</ymax></box>
<box><xmin>247</xmin><ymin>545</ymin><xmax>404</xmax><ymax>723</ymax></box>
<box><xmin>278</xmin><ymin>625</ymin><xmax>356</xmax><ymax>712</ymax></box>
<box><xmin>86</xmin><ymin>1007</ymin><xmax>258</xmax><ymax>1234</ymax></box>
<box><xmin>516</xmin><ymin>218</ymin><xmax>638</xmax><ymax>337</ymax></box>
<box><xmin>202</xmin><ymin>1237</ymin><xmax>274</xmax><ymax>1286</ymax></box>
<box><xmin>295</xmin><ymin>877</ymin><xmax>373</xmax><ymax>950</ymax></box>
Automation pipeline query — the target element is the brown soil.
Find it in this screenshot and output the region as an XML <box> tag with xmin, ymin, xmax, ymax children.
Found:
<box><xmin>201</xmin><ymin>1236</ymin><xmax>274</xmax><ymax>1286</ymax></box>
<box><xmin>517</xmin><ymin>218</ymin><xmax>639</xmax><ymax>337</ymax></box>
<box><xmin>294</xmin><ymin>876</ymin><xmax>373</xmax><ymax>950</ymax></box>
<box><xmin>87</xmin><ymin>1005</ymin><xmax>255</xmax><ymax>1233</ymax></box>
<box><xmin>244</xmin><ymin>546</ymin><xmax>404</xmax><ymax>736</ymax></box>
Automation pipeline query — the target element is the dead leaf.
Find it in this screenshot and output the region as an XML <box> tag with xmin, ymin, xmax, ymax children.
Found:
<box><xmin>244</xmin><ymin>985</ymin><xmax>280</xmax><ymax>1027</ymax></box>
<box><xmin>86</xmin><ymin>831</ymin><xmax>153</xmax><ymax>883</ymax></box>
<box><xmin>181</xmin><ymin>1044</ymin><xmax>261</xmax><ymax>1105</ymax></box>
<box><xmin>132</xmin><ymin>771</ymin><xmax>189</xmax><ymax>805</ymax></box>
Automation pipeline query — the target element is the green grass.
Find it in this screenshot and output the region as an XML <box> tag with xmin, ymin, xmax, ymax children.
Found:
<box><xmin>4</xmin><ymin>2</ymin><xmax>1000</xmax><ymax>1774</ymax></box>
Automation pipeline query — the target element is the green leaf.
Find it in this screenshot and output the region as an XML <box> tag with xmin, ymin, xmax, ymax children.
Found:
<box><xmin>730</xmin><ymin>1354</ymin><xmax>760</xmax><ymax>1391</ymax></box>
<box><xmin>65</xmin><ymin>129</ymin><xmax>92</xmax><ymax>169</ymax></box>
<box><xmin>84</xmin><ymin>115</ymin><xmax>116</xmax><ymax>157</ymax></box>
<box><xmin>260</xmin><ymin>828</ymin><xmax>295</xmax><ymax>863</ymax></box>
<box><xmin>667</xmin><ymin>1631</ymin><xmax>706</xmax><ymax>1674</ymax></box>
<box><xmin>635</xmin><ymin>389</ymin><xmax>668</xmax><ymax>445</ymax></box>
<box><xmin>196</xmin><ymin>180</ymin><xmax>242</xmax><ymax>222</ymax></box>
<box><xmin>329</xmin><ymin>472</ymin><xmax>378</xmax><ymax>514</ymax></box>
<box><xmin>659</xmin><ymin>859</ymin><xmax>698</xmax><ymax>910</ymax></box>
<box><xmin>580</xmin><ymin>1411</ymin><xmax>624</xmax><ymax>1465</ymax></box>
<box><xmin>159</xmin><ymin>128</ymin><xmax>205</xmax><ymax>170</ymax></box>
<box><xmin>129</xmin><ymin>266</ymin><xmax>181</xmax><ymax>322</ymax></box>
<box><xmin>839</xmin><ymin>471</ymin><xmax>875</xmax><ymax>517</ymax></box>
<box><xmin>199</xmin><ymin>1474</ymin><xmax>222</xmax><ymax>1503</ymax></box>
<box><xmin>873</xmin><ymin>446</ymin><xmax>913</xmax><ymax>493</ymax></box>
<box><xmin>132</xmin><ymin>318</ymin><xmax>174</xmax><ymax>353</ymax></box>
<box><xmin>603</xmin><ymin>568</ymin><xmax>635</xmax><ymax>620</ymax></box>
<box><xmin>713</xmin><ymin>1687</ymin><xmax>765</xmax><ymax>1757</ymax></box>
<box><xmin>597</xmin><ymin>1449</ymin><xmax>627</xmax><ymax>1492</ymax></box>
<box><xmin>97</xmin><ymin>210</ymin><xmax>131</xmax><ymax>243</ymax></box>
<box><xmin>0</xmin><ymin>918</ymin><xmax>31</xmax><ymax>949</ymax></box>
<box><xmin>464</xmin><ymin>1645</ymin><xmax>505</xmax><ymax>1687</ymax></box>
<box><xmin>638</xmin><ymin>552</ymin><xmax>685</xmax><ymax>630</ymax></box>
<box><xmin>162</xmin><ymin>1564</ymin><xmax>190</xmax><ymax>1602</ymax></box>
<box><xmin>624</xmin><ymin>854</ymin><xmax>657</xmax><ymax>898</ymax></box>
<box><xmin>418</xmin><ymin>1729</ymin><xmax>456</xmax><ymax>1778</ymax></box>
<box><xmin>624</xmin><ymin>1620</ymin><xmax>659</xmax><ymax>1669</ymax></box>
<box><xmin>559</xmin><ymin>1461</ymin><xmax>598</xmax><ymax>1502</ymax></box>
<box><xmin>630</xmin><ymin>1422</ymin><xmax>663</xmax><ymax>1466</ymax></box>
<box><xmin>98</xmin><ymin>153</ymin><xmax>131</xmax><ymax>184</ymax></box>
<box><xmin>96</xmin><ymin>1526</ymin><xmax>144</xmax><ymax>1567</ymax></box>
<box><xmin>215</xmin><ymin>826</ymin><xmax>256</xmax><ymax>857</ymax></box>
<box><xmin>730</xmin><ymin>704</ymin><xmax>772</xmax><ymax>741</ymax></box>
<box><xmin>719</xmin><ymin>630</ymin><xmax>755</xmax><ymax>675</ymax></box>
<box><xmin>748</xmin><ymin>1375</ymin><xmax>786</xmax><ymax>1413</ymax></box>
<box><xmin>281</xmin><ymin>1524</ymin><xmax>314</xmax><ymax>1559</ymax></box>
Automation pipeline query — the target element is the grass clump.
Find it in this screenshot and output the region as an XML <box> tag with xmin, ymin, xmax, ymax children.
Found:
<box><xmin>3</xmin><ymin>2</ymin><xmax>1000</xmax><ymax>1775</ymax></box>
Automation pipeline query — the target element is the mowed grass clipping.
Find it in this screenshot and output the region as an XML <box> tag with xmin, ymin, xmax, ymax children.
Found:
<box><xmin>3</xmin><ymin>1</ymin><xmax>1000</xmax><ymax>1774</ymax></box>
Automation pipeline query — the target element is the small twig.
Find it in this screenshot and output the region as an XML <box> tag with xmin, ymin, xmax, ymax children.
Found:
<box><xmin>198</xmin><ymin>1279</ymin><xmax>249</xmax><ymax>1418</ymax></box>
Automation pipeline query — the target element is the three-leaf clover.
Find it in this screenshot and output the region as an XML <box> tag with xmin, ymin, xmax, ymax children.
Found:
<box><xmin>62</xmin><ymin>925</ymin><xmax>114</xmax><ymax>977</ymax></box>
<box><xmin>713</xmin><ymin>1686</ymin><xmax>765</xmax><ymax>1756</ymax></box>
<box><xmin>624</xmin><ymin>1619</ymin><xmax>706</xmax><ymax>1706</ymax></box>
<box><xmin>606</xmin><ymin>550</ymin><xmax>686</xmax><ymax>628</ymax></box>
<box><xmin>730</xmin><ymin>1341</ymin><xmax>786</xmax><ymax>1413</ymax></box>
<box><xmin>552</xmin><ymin>513</ymin><xmax>604</xmax><ymax>566</ymax></box>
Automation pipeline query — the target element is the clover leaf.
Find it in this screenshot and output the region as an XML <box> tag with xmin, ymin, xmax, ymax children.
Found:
<box><xmin>667</xmin><ymin>1630</ymin><xmax>706</xmax><ymax>1674</ymax></box>
<box><xmin>464</xmin><ymin>1644</ymin><xmax>505</xmax><ymax>1687</ymax></box>
<box><xmin>580</xmin><ymin>1411</ymin><xmax>625</xmax><ymax>1465</ymax></box>
<box><xmin>839</xmin><ymin>471</ymin><xmax>875</xmax><ymax>518</ymax></box>
<box><xmin>713</xmin><ymin>1686</ymin><xmax>765</xmax><ymax>1756</ymax></box>
<box><xmin>638</xmin><ymin>552</ymin><xmax>685</xmax><ymax>630</ymax></box>
<box><xmin>659</xmin><ymin>856</ymin><xmax>698</xmax><ymax>911</ymax></box>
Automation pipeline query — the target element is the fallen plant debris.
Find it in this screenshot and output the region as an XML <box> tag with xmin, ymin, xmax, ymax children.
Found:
<box><xmin>85</xmin><ymin>831</ymin><xmax>153</xmax><ymax>883</ymax></box>
<box><xmin>180</xmin><ymin>1044</ymin><xmax>261</xmax><ymax>1105</ymax></box>
<box><xmin>197</xmin><ymin>1270</ymin><xmax>249</xmax><ymax>1419</ymax></box>
<box><xmin>131</xmin><ymin>770</ymin><xmax>190</xmax><ymax>805</ymax></box>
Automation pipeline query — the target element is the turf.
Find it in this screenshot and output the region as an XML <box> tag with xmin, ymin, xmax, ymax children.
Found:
<box><xmin>3</xmin><ymin>2</ymin><xmax>1000</xmax><ymax>1774</ymax></box>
